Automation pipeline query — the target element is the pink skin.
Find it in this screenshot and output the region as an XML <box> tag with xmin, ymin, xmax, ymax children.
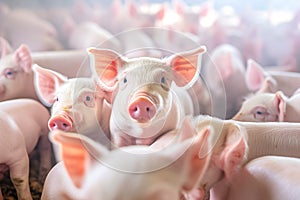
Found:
<box><xmin>213</xmin><ymin>156</ymin><xmax>300</xmax><ymax>200</ymax></box>
<box><xmin>203</xmin><ymin>44</ymin><xmax>250</xmax><ymax>119</ymax></box>
<box><xmin>0</xmin><ymin>6</ymin><xmax>62</xmax><ymax>51</ymax></box>
<box><xmin>88</xmin><ymin>46</ymin><xmax>206</xmax><ymax>147</ymax></box>
<box><xmin>180</xmin><ymin>116</ymin><xmax>300</xmax><ymax>200</ymax></box>
<box><xmin>0</xmin><ymin>44</ymin><xmax>90</xmax><ymax>103</ymax></box>
<box><xmin>33</xmin><ymin>64</ymin><xmax>111</xmax><ymax>148</ymax></box>
<box><xmin>42</xmin><ymin>128</ymin><xmax>210</xmax><ymax>200</ymax></box>
<box><xmin>246</xmin><ymin>59</ymin><xmax>300</xmax><ymax>96</ymax></box>
<box><xmin>233</xmin><ymin>91</ymin><xmax>300</xmax><ymax>122</ymax></box>
<box><xmin>0</xmin><ymin>99</ymin><xmax>51</xmax><ymax>200</ymax></box>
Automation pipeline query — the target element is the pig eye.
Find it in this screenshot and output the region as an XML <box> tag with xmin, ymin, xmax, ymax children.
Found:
<box><xmin>123</xmin><ymin>77</ymin><xmax>128</xmax><ymax>84</ymax></box>
<box><xmin>253</xmin><ymin>107</ymin><xmax>268</xmax><ymax>120</ymax></box>
<box><xmin>161</xmin><ymin>77</ymin><xmax>165</xmax><ymax>84</ymax></box>
<box><xmin>2</xmin><ymin>68</ymin><xmax>18</xmax><ymax>79</ymax></box>
<box><xmin>55</xmin><ymin>97</ymin><xmax>59</xmax><ymax>102</ymax></box>
<box><xmin>79</xmin><ymin>92</ymin><xmax>95</xmax><ymax>107</ymax></box>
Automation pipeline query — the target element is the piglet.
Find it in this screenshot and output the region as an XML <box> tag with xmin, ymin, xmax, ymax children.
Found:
<box><xmin>88</xmin><ymin>46</ymin><xmax>206</xmax><ymax>147</ymax></box>
<box><xmin>233</xmin><ymin>91</ymin><xmax>300</xmax><ymax>122</ymax></box>
<box><xmin>33</xmin><ymin>64</ymin><xmax>111</xmax><ymax>149</ymax></box>
<box><xmin>41</xmin><ymin>127</ymin><xmax>210</xmax><ymax>200</ymax></box>
<box><xmin>0</xmin><ymin>44</ymin><xmax>90</xmax><ymax>103</ymax></box>
<box><xmin>0</xmin><ymin>99</ymin><xmax>51</xmax><ymax>200</ymax></box>
<box><xmin>246</xmin><ymin>59</ymin><xmax>300</xmax><ymax>96</ymax></box>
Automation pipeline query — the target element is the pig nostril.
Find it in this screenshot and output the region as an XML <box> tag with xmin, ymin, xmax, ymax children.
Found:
<box><xmin>134</xmin><ymin>107</ymin><xmax>138</xmax><ymax>112</ymax></box>
<box><xmin>146</xmin><ymin>107</ymin><xmax>150</xmax><ymax>112</ymax></box>
<box><xmin>63</xmin><ymin>123</ymin><xmax>69</xmax><ymax>128</ymax></box>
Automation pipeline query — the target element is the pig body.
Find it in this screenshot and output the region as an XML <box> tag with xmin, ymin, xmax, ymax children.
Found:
<box><xmin>246</xmin><ymin>59</ymin><xmax>300</xmax><ymax>96</ymax></box>
<box><xmin>88</xmin><ymin>46</ymin><xmax>206</xmax><ymax>146</ymax></box>
<box><xmin>0</xmin><ymin>7</ymin><xmax>62</xmax><ymax>51</ymax></box>
<box><xmin>214</xmin><ymin>156</ymin><xmax>300</xmax><ymax>200</ymax></box>
<box><xmin>33</xmin><ymin>65</ymin><xmax>111</xmax><ymax>150</ymax></box>
<box><xmin>0</xmin><ymin>99</ymin><xmax>51</xmax><ymax>200</ymax></box>
<box><xmin>186</xmin><ymin>116</ymin><xmax>300</xmax><ymax>198</ymax></box>
<box><xmin>233</xmin><ymin>91</ymin><xmax>300</xmax><ymax>122</ymax></box>
<box><xmin>0</xmin><ymin>44</ymin><xmax>90</xmax><ymax>103</ymax></box>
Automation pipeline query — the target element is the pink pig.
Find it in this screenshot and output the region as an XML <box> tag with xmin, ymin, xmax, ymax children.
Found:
<box><xmin>218</xmin><ymin>156</ymin><xmax>300</xmax><ymax>200</ymax></box>
<box><xmin>233</xmin><ymin>91</ymin><xmax>300</xmax><ymax>122</ymax></box>
<box><xmin>0</xmin><ymin>44</ymin><xmax>90</xmax><ymax>103</ymax></box>
<box><xmin>88</xmin><ymin>46</ymin><xmax>206</xmax><ymax>147</ymax></box>
<box><xmin>0</xmin><ymin>99</ymin><xmax>51</xmax><ymax>200</ymax></box>
<box><xmin>246</xmin><ymin>59</ymin><xmax>300</xmax><ymax>96</ymax></box>
<box><xmin>0</xmin><ymin>5</ymin><xmax>62</xmax><ymax>51</ymax></box>
<box><xmin>41</xmin><ymin>128</ymin><xmax>209</xmax><ymax>200</ymax></box>
<box><xmin>33</xmin><ymin>64</ymin><xmax>111</xmax><ymax>149</ymax></box>
<box><xmin>180</xmin><ymin>116</ymin><xmax>300</xmax><ymax>199</ymax></box>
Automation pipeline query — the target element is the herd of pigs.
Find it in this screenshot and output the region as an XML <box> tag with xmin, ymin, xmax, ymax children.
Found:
<box><xmin>1</xmin><ymin>0</ymin><xmax>300</xmax><ymax>200</ymax></box>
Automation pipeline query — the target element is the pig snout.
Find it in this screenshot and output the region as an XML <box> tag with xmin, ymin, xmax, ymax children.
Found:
<box><xmin>128</xmin><ymin>97</ymin><xmax>156</xmax><ymax>123</ymax></box>
<box><xmin>48</xmin><ymin>115</ymin><xmax>73</xmax><ymax>131</ymax></box>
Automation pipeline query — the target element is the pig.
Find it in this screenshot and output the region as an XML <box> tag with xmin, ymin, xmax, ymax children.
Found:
<box><xmin>221</xmin><ymin>156</ymin><xmax>300</xmax><ymax>200</ymax></box>
<box><xmin>41</xmin><ymin>127</ymin><xmax>210</xmax><ymax>200</ymax></box>
<box><xmin>0</xmin><ymin>99</ymin><xmax>51</xmax><ymax>200</ymax></box>
<box><xmin>0</xmin><ymin>37</ymin><xmax>12</xmax><ymax>58</ymax></box>
<box><xmin>0</xmin><ymin>43</ymin><xmax>90</xmax><ymax>103</ymax></box>
<box><xmin>88</xmin><ymin>46</ymin><xmax>206</xmax><ymax>147</ymax></box>
<box><xmin>33</xmin><ymin>64</ymin><xmax>111</xmax><ymax>149</ymax></box>
<box><xmin>233</xmin><ymin>91</ymin><xmax>300</xmax><ymax>122</ymax></box>
<box><xmin>246</xmin><ymin>59</ymin><xmax>300</xmax><ymax>96</ymax></box>
<box><xmin>0</xmin><ymin>5</ymin><xmax>62</xmax><ymax>51</ymax></box>
<box><xmin>180</xmin><ymin>115</ymin><xmax>300</xmax><ymax>199</ymax></box>
<box><xmin>202</xmin><ymin>44</ymin><xmax>250</xmax><ymax>119</ymax></box>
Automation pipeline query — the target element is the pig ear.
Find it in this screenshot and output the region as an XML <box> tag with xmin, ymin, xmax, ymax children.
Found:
<box><xmin>165</xmin><ymin>124</ymin><xmax>212</xmax><ymax>190</ymax></box>
<box><xmin>32</xmin><ymin>64</ymin><xmax>68</xmax><ymax>107</ymax></box>
<box><xmin>94</xmin><ymin>80</ymin><xmax>113</xmax><ymax>104</ymax></box>
<box><xmin>0</xmin><ymin>37</ymin><xmax>12</xmax><ymax>58</ymax></box>
<box><xmin>14</xmin><ymin>44</ymin><xmax>32</xmax><ymax>73</ymax></box>
<box><xmin>246</xmin><ymin>59</ymin><xmax>267</xmax><ymax>91</ymax></box>
<box><xmin>88</xmin><ymin>47</ymin><xmax>125</xmax><ymax>91</ymax></box>
<box><xmin>166</xmin><ymin>46</ymin><xmax>206</xmax><ymax>88</ymax></box>
<box><xmin>257</xmin><ymin>77</ymin><xmax>277</xmax><ymax>94</ymax></box>
<box><xmin>274</xmin><ymin>91</ymin><xmax>286</xmax><ymax>122</ymax></box>
<box><xmin>218</xmin><ymin>123</ymin><xmax>247</xmax><ymax>181</ymax></box>
<box><xmin>50</xmin><ymin>130</ymin><xmax>109</xmax><ymax>188</ymax></box>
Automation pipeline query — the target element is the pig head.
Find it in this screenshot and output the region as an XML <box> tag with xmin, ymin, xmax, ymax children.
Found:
<box><xmin>33</xmin><ymin>64</ymin><xmax>111</xmax><ymax>147</ymax></box>
<box><xmin>88</xmin><ymin>46</ymin><xmax>206</xmax><ymax>147</ymax></box>
<box><xmin>42</xmin><ymin>128</ymin><xmax>212</xmax><ymax>200</ymax></box>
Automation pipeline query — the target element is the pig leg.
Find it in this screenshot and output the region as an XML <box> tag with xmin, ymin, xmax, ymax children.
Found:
<box><xmin>37</xmin><ymin>134</ymin><xmax>52</xmax><ymax>183</ymax></box>
<box><xmin>9</xmin><ymin>147</ymin><xmax>32</xmax><ymax>200</ymax></box>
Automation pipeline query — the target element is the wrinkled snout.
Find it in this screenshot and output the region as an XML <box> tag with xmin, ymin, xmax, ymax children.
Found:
<box><xmin>48</xmin><ymin>114</ymin><xmax>73</xmax><ymax>132</ymax></box>
<box><xmin>128</xmin><ymin>97</ymin><xmax>156</xmax><ymax>123</ymax></box>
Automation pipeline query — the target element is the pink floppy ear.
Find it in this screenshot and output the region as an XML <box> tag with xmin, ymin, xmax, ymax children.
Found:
<box><xmin>14</xmin><ymin>44</ymin><xmax>33</xmax><ymax>73</ymax></box>
<box><xmin>274</xmin><ymin>91</ymin><xmax>286</xmax><ymax>122</ymax></box>
<box><xmin>164</xmin><ymin>124</ymin><xmax>213</xmax><ymax>191</ymax></box>
<box><xmin>0</xmin><ymin>37</ymin><xmax>12</xmax><ymax>58</ymax></box>
<box><xmin>246</xmin><ymin>59</ymin><xmax>266</xmax><ymax>91</ymax></box>
<box><xmin>50</xmin><ymin>130</ymin><xmax>109</xmax><ymax>188</ymax></box>
<box><xmin>218</xmin><ymin>123</ymin><xmax>247</xmax><ymax>181</ymax></box>
<box><xmin>32</xmin><ymin>64</ymin><xmax>67</xmax><ymax>107</ymax></box>
<box><xmin>166</xmin><ymin>46</ymin><xmax>206</xmax><ymax>88</ymax></box>
<box><xmin>88</xmin><ymin>47</ymin><xmax>124</xmax><ymax>91</ymax></box>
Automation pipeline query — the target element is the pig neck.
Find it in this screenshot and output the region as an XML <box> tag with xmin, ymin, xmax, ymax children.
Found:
<box><xmin>269</xmin><ymin>72</ymin><xmax>300</xmax><ymax>96</ymax></box>
<box><xmin>238</xmin><ymin>121</ymin><xmax>300</xmax><ymax>163</ymax></box>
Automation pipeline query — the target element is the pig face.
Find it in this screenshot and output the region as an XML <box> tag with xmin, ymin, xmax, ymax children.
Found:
<box><xmin>88</xmin><ymin>47</ymin><xmax>206</xmax><ymax>145</ymax></box>
<box><xmin>33</xmin><ymin>64</ymin><xmax>111</xmax><ymax>136</ymax></box>
<box><xmin>0</xmin><ymin>44</ymin><xmax>35</xmax><ymax>101</ymax></box>
<box><xmin>232</xmin><ymin>91</ymin><xmax>286</xmax><ymax>122</ymax></box>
